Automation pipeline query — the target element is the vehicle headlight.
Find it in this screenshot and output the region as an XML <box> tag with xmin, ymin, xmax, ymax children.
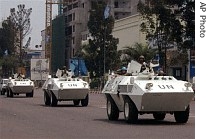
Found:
<box><xmin>184</xmin><ymin>82</ymin><xmax>192</xmax><ymax>90</ymax></box>
<box><xmin>184</xmin><ymin>82</ymin><xmax>192</xmax><ymax>87</ymax></box>
<box><xmin>145</xmin><ymin>83</ymin><xmax>153</xmax><ymax>90</ymax></box>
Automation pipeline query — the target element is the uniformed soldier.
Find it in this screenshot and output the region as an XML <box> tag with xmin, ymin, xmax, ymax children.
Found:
<box><xmin>138</xmin><ymin>55</ymin><xmax>147</xmax><ymax>72</ymax></box>
<box><xmin>61</xmin><ymin>66</ymin><xmax>68</xmax><ymax>77</ymax></box>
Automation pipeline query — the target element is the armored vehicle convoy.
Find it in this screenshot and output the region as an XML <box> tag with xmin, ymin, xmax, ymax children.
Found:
<box><xmin>6</xmin><ymin>74</ymin><xmax>34</xmax><ymax>97</ymax></box>
<box><xmin>102</xmin><ymin>60</ymin><xmax>194</xmax><ymax>124</ymax></box>
<box><xmin>42</xmin><ymin>69</ymin><xmax>89</xmax><ymax>107</ymax></box>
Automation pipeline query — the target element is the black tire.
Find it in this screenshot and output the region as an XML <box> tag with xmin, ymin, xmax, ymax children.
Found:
<box><xmin>81</xmin><ymin>94</ymin><xmax>89</xmax><ymax>107</ymax></box>
<box><xmin>0</xmin><ymin>90</ymin><xmax>3</xmax><ymax>95</ymax></box>
<box><xmin>8</xmin><ymin>89</ymin><xmax>13</xmax><ymax>98</ymax></box>
<box><xmin>153</xmin><ymin>112</ymin><xmax>166</xmax><ymax>120</ymax></box>
<box><xmin>174</xmin><ymin>106</ymin><xmax>190</xmax><ymax>123</ymax></box>
<box><xmin>44</xmin><ymin>91</ymin><xmax>51</xmax><ymax>106</ymax></box>
<box><xmin>2</xmin><ymin>90</ymin><xmax>6</xmax><ymax>95</ymax></box>
<box><xmin>73</xmin><ymin>100</ymin><xmax>80</xmax><ymax>106</ymax></box>
<box><xmin>124</xmin><ymin>97</ymin><xmax>138</xmax><ymax>124</ymax></box>
<box><xmin>6</xmin><ymin>88</ymin><xmax>9</xmax><ymax>97</ymax></box>
<box><xmin>106</xmin><ymin>95</ymin><xmax>119</xmax><ymax>121</ymax></box>
<box><xmin>26</xmin><ymin>93</ymin><xmax>30</xmax><ymax>97</ymax></box>
<box><xmin>30</xmin><ymin>90</ymin><xmax>34</xmax><ymax>97</ymax></box>
<box><xmin>50</xmin><ymin>92</ymin><xmax>58</xmax><ymax>106</ymax></box>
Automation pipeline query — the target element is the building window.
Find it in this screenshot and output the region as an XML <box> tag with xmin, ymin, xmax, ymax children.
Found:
<box><xmin>73</xmin><ymin>2</ymin><xmax>78</xmax><ymax>8</ymax></box>
<box><xmin>73</xmin><ymin>48</ymin><xmax>75</xmax><ymax>56</ymax></box>
<box><xmin>175</xmin><ymin>69</ymin><xmax>181</xmax><ymax>77</ymax></box>
<box><xmin>114</xmin><ymin>2</ymin><xmax>119</xmax><ymax>8</ymax></box>
<box><xmin>65</xmin><ymin>16</ymin><xmax>67</xmax><ymax>23</ymax></box>
<box><xmin>63</xmin><ymin>7</ymin><xmax>67</xmax><ymax>13</ymax></box>
<box><xmin>68</xmin><ymin>14</ymin><xmax>72</xmax><ymax>22</ymax></box>
<box><xmin>65</xmin><ymin>26</ymin><xmax>72</xmax><ymax>36</ymax></box>
<box><xmin>68</xmin><ymin>5</ymin><xmax>72</xmax><ymax>10</ymax></box>
<box><xmin>82</xmin><ymin>3</ymin><xmax>84</xmax><ymax>8</ymax></box>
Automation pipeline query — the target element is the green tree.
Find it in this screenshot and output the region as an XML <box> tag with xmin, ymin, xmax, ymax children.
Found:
<box><xmin>0</xmin><ymin>55</ymin><xmax>19</xmax><ymax>78</ymax></box>
<box><xmin>0</xmin><ymin>19</ymin><xmax>16</xmax><ymax>57</ymax></box>
<box><xmin>137</xmin><ymin>0</ymin><xmax>194</xmax><ymax>69</ymax></box>
<box><xmin>0</xmin><ymin>19</ymin><xmax>18</xmax><ymax>77</ymax></box>
<box><xmin>81</xmin><ymin>2</ymin><xmax>120</xmax><ymax>78</ymax></box>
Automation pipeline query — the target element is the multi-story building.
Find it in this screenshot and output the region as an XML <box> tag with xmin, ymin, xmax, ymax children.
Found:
<box><xmin>63</xmin><ymin>0</ymin><xmax>140</xmax><ymax>59</ymax></box>
<box><xmin>49</xmin><ymin>0</ymin><xmax>194</xmax><ymax>82</ymax></box>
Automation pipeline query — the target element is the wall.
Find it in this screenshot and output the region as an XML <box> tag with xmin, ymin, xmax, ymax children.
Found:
<box><xmin>112</xmin><ymin>14</ymin><xmax>147</xmax><ymax>50</ymax></box>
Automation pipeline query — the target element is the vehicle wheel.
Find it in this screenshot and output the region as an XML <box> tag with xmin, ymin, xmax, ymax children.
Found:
<box><xmin>26</xmin><ymin>93</ymin><xmax>30</xmax><ymax>97</ymax></box>
<box><xmin>124</xmin><ymin>97</ymin><xmax>138</xmax><ymax>124</ymax></box>
<box><xmin>106</xmin><ymin>95</ymin><xmax>119</xmax><ymax>121</ymax></box>
<box><xmin>174</xmin><ymin>105</ymin><xmax>190</xmax><ymax>123</ymax></box>
<box><xmin>2</xmin><ymin>90</ymin><xmax>6</xmax><ymax>95</ymax></box>
<box><xmin>6</xmin><ymin>89</ymin><xmax>9</xmax><ymax>97</ymax></box>
<box><xmin>8</xmin><ymin>89</ymin><xmax>13</xmax><ymax>98</ymax></box>
<box><xmin>153</xmin><ymin>112</ymin><xmax>166</xmax><ymax>120</ymax></box>
<box><xmin>0</xmin><ymin>90</ymin><xmax>3</xmax><ymax>95</ymax></box>
<box><xmin>73</xmin><ymin>100</ymin><xmax>80</xmax><ymax>106</ymax></box>
<box><xmin>81</xmin><ymin>94</ymin><xmax>89</xmax><ymax>107</ymax></box>
<box><xmin>50</xmin><ymin>92</ymin><xmax>58</xmax><ymax>106</ymax></box>
<box><xmin>30</xmin><ymin>90</ymin><xmax>34</xmax><ymax>97</ymax></box>
<box><xmin>44</xmin><ymin>91</ymin><xmax>50</xmax><ymax>106</ymax></box>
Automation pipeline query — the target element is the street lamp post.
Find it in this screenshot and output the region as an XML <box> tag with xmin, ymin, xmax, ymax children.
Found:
<box><xmin>103</xmin><ymin>25</ymin><xmax>106</xmax><ymax>86</ymax></box>
<box><xmin>103</xmin><ymin>5</ymin><xmax>110</xmax><ymax>86</ymax></box>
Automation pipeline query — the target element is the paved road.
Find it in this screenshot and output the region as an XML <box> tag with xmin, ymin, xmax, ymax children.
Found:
<box><xmin>0</xmin><ymin>89</ymin><xmax>195</xmax><ymax>139</ymax></box>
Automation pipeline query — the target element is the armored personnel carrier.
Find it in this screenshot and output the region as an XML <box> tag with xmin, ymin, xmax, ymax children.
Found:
<box><xmin>42</xmin><ymin>69</ymin><xmax>89</xmax><ymax>107</ymax></box>
<box><xmin>102</xmin><ymin>60</ymin><xmax>194</xmax><ymax>124</ymax></box>
<box><xmin>0</xmin><ymin>79</ymin><xmax>9</xmax><ymax>95</ymax></box>
<box><xmin>7</xmin><ymin>74</ymin><xmax>34</xmax><ymax>97</ymax></box>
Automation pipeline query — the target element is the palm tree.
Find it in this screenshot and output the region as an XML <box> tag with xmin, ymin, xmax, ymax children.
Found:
<box><xmin>120</xmin><ymin>43</ymin><xmax>156</xmax><ymax>64</ymax></box>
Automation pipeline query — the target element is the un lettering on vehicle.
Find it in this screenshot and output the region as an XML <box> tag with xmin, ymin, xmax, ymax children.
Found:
<box><xmin>158</xmin><ymin>85</ymin><xmax>174</xmax><ymax>89</ymax></box>
<box><xmin>68</xmin><ymin>84</ymin><xmax>77</xmax><ymax>87</ymax></box>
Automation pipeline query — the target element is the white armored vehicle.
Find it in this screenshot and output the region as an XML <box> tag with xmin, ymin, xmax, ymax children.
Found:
<box><xmin>0</xmin><ymin>79</ymin><xmax>9</xmax><ymax>95</ymax></box>
<box><xmin>42</xmin><ymin>69</ymin><xmax>89</xmax><ymax>107</ymax></box>
<box><xmin>102</xmin><ymin>60</ymin><xmax>194</xmax><ymax>124</ymax></box>
<box><xmin>6</xmin><ymin>74</ymin><xmax>34</xmax><ymax>97</ymax></box>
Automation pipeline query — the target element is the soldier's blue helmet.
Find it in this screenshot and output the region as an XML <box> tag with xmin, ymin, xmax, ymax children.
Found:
<box><xmin>121</xmin><ymin>67</ymin><xmax>127</xmax><ymax>71</ymax></box>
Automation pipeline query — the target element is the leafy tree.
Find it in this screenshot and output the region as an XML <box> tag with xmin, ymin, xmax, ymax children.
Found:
<box><xmin>79</xmin><ymin>2</ymin><xmax>120</xmax><ymax>79</ymax></box>
<box><xmin>0</xmin><ymin>55</ymin><xmax>19</xmax><ymax>78</ymax></box>
<box><xmin>0</xmin><ymin>19</ymin><xmax>18</xmax><ymax>77</ymax></box>
<box><xmin>137</xmin><ymin>0</ymin><xmax>195</xmax><ymax>70</ymax></box>
<box><xmin>10</xmin><ymin>4</ymin><xmax>32</xmax><ymax>66</ymax></box>
<box><xmin>0</xmin><ymin>19</ymin><xmax>16</xmax><ymax>57</ymax></box>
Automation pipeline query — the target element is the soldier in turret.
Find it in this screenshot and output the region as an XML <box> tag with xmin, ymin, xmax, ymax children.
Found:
<box><xmin>138</xmin><ymin>55</ymin><xmax>153</xmax><ymax>73</ymax></box>
<box><xmin>138</xmin><ymin>55</ymin><xmax>147</xmax><ymax>72</ymax></box>
<box><xmin>17</xmin><ymin>73</ymin><xmax>23</xmax><ymax>79</ymax></box>
<box><xmin>61</xmin><ymin>66</ymin><xmax>68</xmax><ymax>77</ymax></box>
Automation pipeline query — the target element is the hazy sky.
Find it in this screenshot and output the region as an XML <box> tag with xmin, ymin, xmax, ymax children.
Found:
<box><xmin>0</xmin><ymin>0</ymin><xmax>58</xmax><ymax>49</ymax></box>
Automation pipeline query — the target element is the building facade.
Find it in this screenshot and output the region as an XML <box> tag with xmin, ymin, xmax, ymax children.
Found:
<box><xmin>63</xmin><ymin>0</ymin><xmax>140</xmax><ymax>58</ymax></box>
